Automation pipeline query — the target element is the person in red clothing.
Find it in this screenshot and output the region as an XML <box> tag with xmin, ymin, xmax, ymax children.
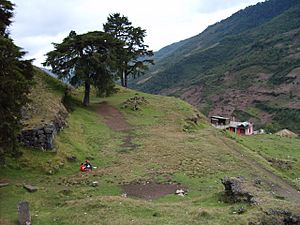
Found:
<box><xmin>80</xmin><ymin>163</ymin><xmax>86</xmax><ymax>171</ymax></box>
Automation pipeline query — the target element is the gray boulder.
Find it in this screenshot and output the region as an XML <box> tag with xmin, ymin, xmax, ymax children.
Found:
<box><xmin>23</xmin><ymin>184</ymin><xmax>38</xmax><ymax>193</ymax></box>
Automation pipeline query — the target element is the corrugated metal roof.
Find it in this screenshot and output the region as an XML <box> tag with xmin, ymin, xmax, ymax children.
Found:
<box><xmin>211</xmin><ymin>116</ymin><xmax>230</xmax><ymax>120</ymax></box>
<box><xmin>229</xmin><ymin>121</ymin><xmax>251</xmax><ymax>128</ymax></box>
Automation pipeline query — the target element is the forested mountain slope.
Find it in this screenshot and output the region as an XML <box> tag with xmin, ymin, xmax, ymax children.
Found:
<box><xmin>131</xmin><ymin>0</ymin><xmax>300</xmax><ymax>132</ymax></box>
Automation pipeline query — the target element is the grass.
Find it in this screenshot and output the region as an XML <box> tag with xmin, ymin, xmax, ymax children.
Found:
<box><xmin>24</xmin><ymin>67</ymin><xmax>67</xmax><ymax>129</ymax></box>
<box><xmin>236</xmin><ymin>134</ymin><xmax>300</xmax><ymax>186</ymax></box>
<box><xmin>1</xmin><ymin>69</ymin><xmax>300</xmax><ymax>224</ymax></box>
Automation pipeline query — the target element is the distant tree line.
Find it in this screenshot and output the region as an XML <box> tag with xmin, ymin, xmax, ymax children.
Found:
<box><xmin>44</xmin><ymin>13</ymin><xmax>154</xmax><ymax>106</ymax></box>
<box><xmin>0</xmin><ymin>0</ymin><xmax>34</xmax><ymax>163</ymax></box>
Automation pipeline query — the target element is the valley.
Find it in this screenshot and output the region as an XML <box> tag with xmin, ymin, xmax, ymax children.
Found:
<box><xmin>1</xmin><ymin>70</ymin><xmax>300</xmax><ymax>224</ymax></box>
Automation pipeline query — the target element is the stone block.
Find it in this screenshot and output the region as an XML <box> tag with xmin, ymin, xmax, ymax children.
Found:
<box><xmin>17</xmin><ymin>201</ymin><xmax>31</xmax><ymax>225</ymax></box>
<box><xmin>23</xmin><ymin>184</ymin><xmax>38</xmax><ymax>193</ymax></box>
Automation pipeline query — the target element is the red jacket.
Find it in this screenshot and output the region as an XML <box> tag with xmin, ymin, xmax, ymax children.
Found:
<box><xmin>80</xmin><ymin>164</ymin><xmax>86</xmax><ymax>171</ymax></box>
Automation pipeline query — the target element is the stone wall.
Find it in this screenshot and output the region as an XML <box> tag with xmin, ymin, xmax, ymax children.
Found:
<box><xmin>18</xmin><ymin>109</ymin><xmax>68</xmax><ymax>150</ymax></box>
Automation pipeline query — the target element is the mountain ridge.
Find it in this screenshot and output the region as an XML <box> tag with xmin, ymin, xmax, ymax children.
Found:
<box><xmin>131</xmin><ymin>0</ymin><xmax>300</xmax><ymax>132</ymax></box>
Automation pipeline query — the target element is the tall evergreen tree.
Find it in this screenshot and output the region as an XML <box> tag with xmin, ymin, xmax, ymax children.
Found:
<box><xmin>103</xmin><ymin>13</ymin><xmax>154</xmax><ymax>87</ymax></box>
<box><xmin>44</xmin><ymin>31</ymin><xmax>123</xmax><ymax>106</ymax></box>
<box><xmin>0</xmin><ymin>0</ymin><xmax>34</xmax><ymax>163</ymax></box>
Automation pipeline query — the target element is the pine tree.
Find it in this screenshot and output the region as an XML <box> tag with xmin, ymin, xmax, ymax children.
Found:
<box><xmin>0</xmin><ymin>0</ymin><xmax>34</xmax><ymax>163</ymax></box>
<box><xmin>103</xmin><ymin>13</ymin><xmax>154</xmax><ymax>87</ymax></box>
<box><xmin>44</xmin><ymin>31</ymin><xmax>123</xmax><ymax>106</ymax></box>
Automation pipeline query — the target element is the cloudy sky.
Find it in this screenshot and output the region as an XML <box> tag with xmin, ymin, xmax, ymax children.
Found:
<box><xmin>10</xmin><ymin>0</ymin><xmax>264</xmax><ymax>66</ymax></box>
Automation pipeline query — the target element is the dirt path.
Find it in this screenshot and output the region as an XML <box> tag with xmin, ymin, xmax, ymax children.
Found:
<box><xmin>96</xmin><ymin>101</ymin><xmax>136</xmax><ymax>150</ymax></box>
<box><xmin>96</xmin><ymin>101</ymin><xmax>130</xmax><ymax>131</ymax></box>
<box><xmin>219</xmin><ymin>135</ymin><xmax>300</xmax><ymax>203</ymax></box>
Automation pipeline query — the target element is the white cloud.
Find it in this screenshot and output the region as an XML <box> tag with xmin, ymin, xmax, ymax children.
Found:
<box><xmin>10</xmin><ymin>0</ymin><xmax>264</xmax><ymax>66</ymax></box>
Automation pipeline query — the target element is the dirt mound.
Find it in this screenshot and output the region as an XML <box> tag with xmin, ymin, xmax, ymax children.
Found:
<box><xmin>121</xmin><ymin>183</ymin><xmax>186</xmax><ymax>200</ymax></box>
<box><xmin>275</xmin><ymin>129</ymin><xmax>298</xmax><ymax>138</ymax></box>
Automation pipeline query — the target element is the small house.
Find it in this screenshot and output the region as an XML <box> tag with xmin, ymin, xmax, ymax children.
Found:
<box><xmin>210</xmin><ymin>116</ymin><xmax>230</xmax><ymax>126</ymax></box>
<box><xmin>210</xmin><ymin>115</ymin><xmax>254</xmax><ymax>135</ymax></box>
<box><xmin>228</xmin><ymin>121</ymin><xmax>253</xmax><ymax>135</ymax></box>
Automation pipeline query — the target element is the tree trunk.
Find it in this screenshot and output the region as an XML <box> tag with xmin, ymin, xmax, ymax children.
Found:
<box><xmin>124</xmin><ymin>76</ymin><xmax>128</xmax><ymax>87</ymax></box>
<box><xmin>121</xmin><ymin>70</ymin><xmax>125</xmax><ymax>87</ymax></box>
<box><xmin>124</xmin><ymin>70</ymin><xmax>128</xmax><ymax>88</ymax></box>
<box><xmin>83</xmin><ymin>80</ymin><xmax>90</xmax><ymax>106</ymax></box>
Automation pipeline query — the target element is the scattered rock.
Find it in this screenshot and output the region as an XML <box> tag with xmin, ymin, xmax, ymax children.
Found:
<box><xmin>254</xmin><ymin>209</ymin><xmax>300</xmax><ymax>225</ymax></box>
<box><xmin>66</xmin><ymin>156</ymin><xmax>77</xmax><ymax>162</ymax></box>
<box><xmin>59</xmin><ymin>188</ymin><xmax>72</xmax><ymax>195</ymax></box>
<box><xmin>122</xmin><ymin>95</ymin><xmax>148</xmax><ymax>111</ymax></box>
<box><xmin>268</xmin><ymin>158</ymin><xmax>293</xmax><ymax>170</ymax></box>
<box><xmin>17</xmin><ymin>201</ymin><xmax>31</xmax><ymax>225</ymax></box>
<box><xmin>152</xmin><ymin>212</ymin><xmax>160</xmax><ymax>217</ymax></box>
<box><xmin>175</xmin><ymin>189</ymin><xmax>186</xmax><ymax>197</ymax></box>
<box><xmin>23</xmin><ymin>184</ymin><xmax>38</xmax><ymax>193</ymax></box>
<box><xmin>91</xmin><ymin>181</ymin><xmax>99</xmax><ymax>187</ymax></box>
<box><xmin>237</xmin><ymin>207</ymin><xmax>246</xmax><ymax>214</ymax></box>
<box><xmin>0</xmin><ymin>182</ymin><xmax>9</xmax><ymax>188</ymax></box>
<box><xmin>254</xmin><ymin>178</ymin><xmax>262</xmax><ymax>185</ymax></box>
<box><xmin>284</xmin><ymin>213</ymin><xmax>300</xmax><ymax>224</ymax></box>
<box><xmin>221</xmin><ymin>177</ymin><xmax>254</xmax><ymax>203</ymax></box>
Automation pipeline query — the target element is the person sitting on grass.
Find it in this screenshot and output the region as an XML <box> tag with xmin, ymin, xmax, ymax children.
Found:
<box><xmin>84</xmin><ymin>160</ymin><xmax>92</xmax><ymax>171</ymax></box>
<box><xmin>80</xmin><ymin>163</ymin><xmax>86</xmax><ymax>172</ymax></box>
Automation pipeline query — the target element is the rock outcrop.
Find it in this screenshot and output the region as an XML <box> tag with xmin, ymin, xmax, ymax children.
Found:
<box><xmin>18</xmin><ymin>109</ymin><xmax>67</xmax><ymax>150</ymax></box>
<box><xmin>221</xmin><ymin>176</ymin><xmax>255</xmax><ymax>203</ymax></box>
<box><xmin>250</xmin><ymin>209</ymin><xmax>300</xmax><ymax>225</ymax></box>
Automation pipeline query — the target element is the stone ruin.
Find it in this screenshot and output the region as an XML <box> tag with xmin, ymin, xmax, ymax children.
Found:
<box><xmin>221</xmin><ymin>176</ymin><xmax>255</xmax><ymax>203</ymax></box>
<box><xmin>122</xmin><ymin>94</ymin><xmax>148</xmax><ymax>111</ymax></box>
<box><xmin>249</xmin><ymin>209</ymin><xmax>300</xmax><ymax>225</ymax></box>
<box><xmin>18</xmin><ymin>109</ymin><xmax>67</xmax><ymax>150</ymax></box>
<box><xmin>17</xmin><ymin>201</ymin><xmax>31</xmax><ymax>225</ymax></box>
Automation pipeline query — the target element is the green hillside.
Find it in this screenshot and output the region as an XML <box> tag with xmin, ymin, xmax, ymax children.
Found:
<box><xmin>1</xmin><ymin>68</ymin><xmax>300</xmax><ymax>224</ymax></box>
<box><xmin>131</xmin><ymin>0</ymin><xmax>300</xmax><ymax>133</ymax></box>
<box><xmin>23</xmin><ymin>67</ymin><xmax>67</xmax><ymax>129</ymax></box>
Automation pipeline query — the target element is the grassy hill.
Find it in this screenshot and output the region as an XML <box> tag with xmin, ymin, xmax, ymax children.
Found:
<box><xmin>131</xmin><ymin>0</ymin><xmax>300</xmax><ymax>133</ymax></box>
<box><xmin>22</xmin><ymin>67</ymin><xmax>67</xmax><ymax>129</ymax></box>
<box><xmin>1</xmin><ymin>69</ymin><xmax>300</xmax><ymax>224</ymax></box>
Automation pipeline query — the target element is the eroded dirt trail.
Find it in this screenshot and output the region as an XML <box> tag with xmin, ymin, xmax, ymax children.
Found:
<box><xmin>96</xmin><ymin>101</ymin><xmax>136</xmax><ymax>149</ymax></box>
<box><xmin>96</xmin><ymin>101</ymin><xmax>130</xmax><ymax>131</ymax></box>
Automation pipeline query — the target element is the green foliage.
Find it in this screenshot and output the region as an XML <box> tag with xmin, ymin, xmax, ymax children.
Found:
<box><xmin>44</xmin><ymin>30</ymin><xmax>123</xmax><ymax>106</ymax></box>
<box><xmin>104</xmin><ymin>13</ymin><xmax>154</xmax><ymax>87</ymax></box>
<box><xmin>0</xmin><ymin>0</ymin><xmax>13</xmax><ymax>36</ymax></box>
<box><xmin>0</xmin><ymin>0</ymin><xmax>34</xmax><ymax>163</ymax></box>
<box><xmin>255</xmin><ymin>101</ymin><xmax>300</xmax><ymax>133</ymax></box>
